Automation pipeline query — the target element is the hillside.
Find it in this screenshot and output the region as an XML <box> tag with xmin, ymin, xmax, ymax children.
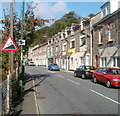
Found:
<box><xmin>28</xmin><ymin>11</ymin><xmax>81</xmax><ymax>47</ymax></box>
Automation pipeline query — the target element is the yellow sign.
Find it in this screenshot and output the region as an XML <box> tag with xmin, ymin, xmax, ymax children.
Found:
<box><xmin>68</xmin><ymin>48</ymin><xmax>74</xmax><ymax>53</ymax></box>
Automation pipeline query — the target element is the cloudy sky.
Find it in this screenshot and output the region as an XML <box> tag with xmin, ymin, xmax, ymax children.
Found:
<box><xmin>2</xmin><ymin>1</ymin><xmax>105</xmax><ymax>18</ymax></box>
<box><xmin>31</xmin><ymin>2</ymin><xmax>68</xmax><ymax>19</ymax></box>
<box><xmin>0</xmin><ymin>0</ymin><xmax>108</xmax><ymax>29</ymax></box>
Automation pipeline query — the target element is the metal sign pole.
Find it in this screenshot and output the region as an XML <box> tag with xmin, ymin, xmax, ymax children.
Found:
<box><xmin>19</xmin><ymin>0</ymin><xmax>25</xmax><ymax>94</ymax></box>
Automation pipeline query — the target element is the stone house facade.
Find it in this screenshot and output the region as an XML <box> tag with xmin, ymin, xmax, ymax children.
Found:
<box><xmin>93</xmin><ymin>1</ymin><xmax>120</xmax><ymax>68</ymax></box>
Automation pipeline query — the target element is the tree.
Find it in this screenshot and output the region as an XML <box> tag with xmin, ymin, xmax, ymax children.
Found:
<box><xmin>30</xmin><ymin>11</ymin><xmax>81</xmax><ymax>46</ymax></box>
<box><xmin>1</xmin><ymin>3</ymin><xmax>49</xmax><ymax>77</ymax></box>
<box><xmin>88</xmin><ymin>13</ymin><xmax>95</xmax><ymax>18</ymax></box>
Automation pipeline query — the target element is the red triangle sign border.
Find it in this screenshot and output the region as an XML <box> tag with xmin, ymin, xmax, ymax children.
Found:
<box><xmin>0</xmin><ymin>35</ymin><xmax>19</xmax><ymax>51</ymax></box>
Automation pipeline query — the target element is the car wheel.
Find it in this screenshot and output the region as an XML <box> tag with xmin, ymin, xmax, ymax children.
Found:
<box><xmin>74</xmin><ymin>72</ymin><xmax>77</xmax><ymax>77</ymax></box>
<box><xmin>81</xmin><ymin>74</ymin><xmax>85</xmax><ymax>79</ymax></box>
<box><xmin>106</xmin><ymin>80</ymin><xmax>111</xmax><ymax>88</ymax></box>
<box><xmin>93</xmin><ymin>77</ymin><xmax>97</xmax><ymax>83</ymax></box>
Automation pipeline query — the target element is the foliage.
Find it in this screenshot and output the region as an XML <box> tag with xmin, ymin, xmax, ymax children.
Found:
<box><xmin>31</xmin><ymin>11</ymin><xmax>81</xmax><ymax>46</ymax></box>
<box><xmin>1</xmin><ymin>4</ymin><xmax>48</xmax><ymax>77</ymax></box>
<box><xmin>1</xmin><ymin>2</ymin><xmax>94</xmax><ymax>77</ymax></box>
<box><xmin>11</xmin><ymin>79</ymin><xmax>21</xmax><ymax>108</ymax></box>
<box><xmin>88</xmin><ymin>13</ymin><xmax>96</xmax><ymax>18</ymax></box>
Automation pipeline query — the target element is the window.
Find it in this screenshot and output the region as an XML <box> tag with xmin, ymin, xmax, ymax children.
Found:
<box><xmin>101</xmin><ymin>57</ymin><xmax>107</xmax><ymax>67</ymax></box>
<box><xmin>63</xmin><ymin>44</ymin><xmax>67</xmax><ymax>51</ymax></box>
<box><xmin>106</xmin><ymin>4</ymin><xmax>110</xmax><ymax>14</ymax></box>
<box><xmin>99</xmin><ymin>28</ymin><xmax>103</xmax><ymax>44</ymax></box>
<box><xmin>96</xmin><ymin>68</ymin><xmax>103</xmax><ymax>73</ymax></box>
<box><xmin>108</xmin><ymin>69</ymin><xmax>120</xmax><ymax>75</ymax></box>
<box><xmin>80</xmin><ymin>37</ymin><xmax>86</xmax><ymax>46</ymax></box>
<box><xmin>62</xmin><ymin>59</ymin><xmax>65</xmax><ymax>65</ymax></box>
<box><xmin>56</xmin><ymin>46</ymin><xmax>58</xmax><ymax>52</ymax></box>
<box><xmin>102</xmin><ymin>68</ymin><xmax>107</xmax><ymax>74</ymax></box>
<box><xmin>71</xmin><ymin>58</ymin><xmax>73</xmax><ymax>64</ymax></box>
<box><xmin>101</xmin><ymin>2</ymin><xmax>110</xmax><ymax>18</ymax></box>
<box><xmin>71</xmin><ymin>40</ymin><xmax>75</xmax><ymax>48</ymax></box>
<box><xmin>108</xmin><ymin>23</ymin><xmax>114</xmax><ymax>41</ymax></box>
<box><xmin>80</xmin><ymin>57</ymin><xmax>84</xmax><ymax>65</ymax></box>
<box><xmin>102</xmin><ymin>8</ymin><xmax>106</xmax><ymax>17</ymax></box>
<box><xmin>113</xmin><ymin>57</ymin><xmax>120</xmax><ymax>67</ymax></box>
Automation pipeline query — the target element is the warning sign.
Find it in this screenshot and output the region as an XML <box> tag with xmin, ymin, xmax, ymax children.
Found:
<box><xmin>1</xmin><ymin>35</ymin><xmax>19</xmax><ymax>51</ymax></box>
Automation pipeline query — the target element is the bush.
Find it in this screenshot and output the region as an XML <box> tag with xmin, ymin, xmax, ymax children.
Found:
<box><xmin>11</xmin><ymin>79</ymin><xmax>21</xmax><ymax>108</ymax></box>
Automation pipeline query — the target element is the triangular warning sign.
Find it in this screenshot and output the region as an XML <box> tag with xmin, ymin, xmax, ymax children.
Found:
<box><xmin>1</xmin><ymin>35</ymin><xmax>19</xmax><ymax>51</ymax></box>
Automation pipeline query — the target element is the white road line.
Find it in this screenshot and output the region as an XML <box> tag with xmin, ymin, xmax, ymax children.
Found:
<box><xmin>90</xmin><ymin>89</ymin><xmax>120</xmax><ymax>105</ymax></box>
<box><xmin>58</xmin><ymin>75</ymin><xmax>64</xmax><ymax>78</ymax></box>
<box><xmin>33</xmin><ymin>80</ymin><xmax>40</xmax><ymax>115</ymax></box>
<box><xmin>47</xmin><ymin>71</ymin><xmax>55</xmax><ymax>73</ymax></box>
<box><xmin>67</xmin><ymin>79</ymin><xmax>80</xmax><ymax>86</ymax></box>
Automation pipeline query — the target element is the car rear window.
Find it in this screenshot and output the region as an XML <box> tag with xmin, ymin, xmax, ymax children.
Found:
<box><xmin>49</xmin><ymin>63</ymin><xmax>57</xmax><ymax>65</ymax></box>
<box><xmin>85</xmin><ymin>66</ymin><xmax>96</xmax><ymax>70</ymax></box>
<box><xmin>107</xmin><ymin>69</ymin><xmax>120</xmax><ymax>74</ymax></box>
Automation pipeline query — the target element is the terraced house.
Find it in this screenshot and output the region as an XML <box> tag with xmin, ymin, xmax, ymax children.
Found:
<box><xmin>93</xmin><ymin>0</ymin><xmax>120</xmax><ymax>68</ymax></box>
<box><xmin>28</xmin><ymin>0</ymin><xmax>120</xmax><ymax>70</ymax></box>
<box><xmin>32</xmin><ymin>42</ymin><xmax>48</xmax><ymax>66</ymax></box>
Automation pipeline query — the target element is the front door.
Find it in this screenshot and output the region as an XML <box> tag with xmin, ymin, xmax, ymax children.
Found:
<box><xmin>95</xmin><ymin>54</ymin><xmax>99</xmax><ymax>68</ymax></box>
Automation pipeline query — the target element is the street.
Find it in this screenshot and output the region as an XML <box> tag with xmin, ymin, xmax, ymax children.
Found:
<box><xmin>26</xmin><ymin>66</ymin><xmax>119</xmax><ymax>114</ymax></box>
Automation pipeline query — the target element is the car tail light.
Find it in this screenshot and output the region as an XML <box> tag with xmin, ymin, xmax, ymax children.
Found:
<box><xmin>85</xmin><ymin>70</ymin><xmax>89</xmax><ymax>72</ymax></box>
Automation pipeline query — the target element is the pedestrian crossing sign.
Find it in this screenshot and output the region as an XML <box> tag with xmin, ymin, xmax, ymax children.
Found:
<box><xmin>0</xmin><ymin>35</ymin><xmax>19</xmax><ymax>51</ymax></box>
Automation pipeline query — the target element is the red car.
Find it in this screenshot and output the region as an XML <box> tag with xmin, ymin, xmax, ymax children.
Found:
<box><xmin>92</xmin><ymin>67</ymin><xmax>120</xmax><ymax>88</ymax></box>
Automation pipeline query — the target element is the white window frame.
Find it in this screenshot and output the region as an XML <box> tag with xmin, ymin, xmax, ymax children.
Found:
<box><xmin>71</xmin><ymin>57</ymin><xmax>73</xmax><ymax>65</ymax></box>
<box><xmin>112</xmin><ymin>57</ymin><xmax>120</xmax><ymax>68</ymax></box>
<box><xmin>62</xmin><ymin>43</ymin><xmax>67</xmax><ymax>51</ymax></box>
<box><xmin>80</xmin><ymin>57</ymin><xmax>84</xmax><ymax>65</ymax></box>
<box><xmin>100</xmin><ymin>57</ymin><xmax>107</xmax><ymax>67</ymax></box>
<box><xmin>70</xmin><ymin>39</ymin><xmax>75</xmax><ymax>48</ymax></box>
<box><xmin>56</xmin><ymin>46</ymin><xmax>58</xmax><ymax>53</ymax></box>
<box><xmin>99</xmin><ymin>28</ymin><xmax>103</xmax><ymax>44</ymax></box>
<box><xmin>102</xmin><ymin>7</ymin><xmax>106</xmax><ymax>17</ymax></box>
<box><xmin>108</xmin><ymin>23</ymin><xmax>114</xmax><ymax>41</ymax></box>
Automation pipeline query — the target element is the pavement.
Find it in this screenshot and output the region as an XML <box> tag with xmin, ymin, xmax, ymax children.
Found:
<box><xmin>14</xmin><ymin>68</ymin><xmax>73</xmax><ymax>115</ymax></box>
<box><xmin>12</xmin><ymin>73</ymin><xmax>39</xmax><ymax>115</ymax></box>
<box><xmin>20</xmin><ymin>73</ymin><xmax>39</xmax><ymax>115</ymax></box>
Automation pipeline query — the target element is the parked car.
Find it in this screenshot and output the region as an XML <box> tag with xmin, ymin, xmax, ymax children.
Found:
<box><xmin>92</xmin><ymin>67</ymin><xmax>120</xmax><ymax>88</ymax></box>
<box><xmin>28</xmin><ymin>61</ymin><xmax>35</xmax><ymax>66</ymax></box>
<box><xmin>74</xmin><ymin>66</ymin><xmax>96</xmax><ymax>79</ymax></box>
<box><xmin>48</xmin><ymin>63</ymin><xmax>60</xmax><ymax>71</ymax></box>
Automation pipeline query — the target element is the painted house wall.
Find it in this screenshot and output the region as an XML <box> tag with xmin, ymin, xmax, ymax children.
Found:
<box><xmin>32</xmin><ymin>43</ymin><xmax>48</xmax><ymax>66</ymax></box>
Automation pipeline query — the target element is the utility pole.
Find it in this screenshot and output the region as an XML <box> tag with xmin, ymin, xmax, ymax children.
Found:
<box><xmin>6</xmin><ymin>0</ymin><xmax>14</xmax><ymax>114</ymax></box>
<box><xmin>9</xmin><ymin>0</ymin><xmax>14</xmax><ymax>74</ymax></box>
<box><xmin>19</xmin><ymin>0</ymin><xmax>25</xmax><ymax>93</ymax></box>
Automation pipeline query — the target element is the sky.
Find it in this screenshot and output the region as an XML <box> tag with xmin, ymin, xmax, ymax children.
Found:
<box><xmin>0</xmin><ymin>0</ymin><xmax>108</xmax><ymax>29</ymax></box>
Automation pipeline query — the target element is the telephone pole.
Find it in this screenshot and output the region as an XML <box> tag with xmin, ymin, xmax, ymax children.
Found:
<box><xmin>9</xmin><ymin>0</ymin><xmax>14</xmax><ymax>74</ymax></box>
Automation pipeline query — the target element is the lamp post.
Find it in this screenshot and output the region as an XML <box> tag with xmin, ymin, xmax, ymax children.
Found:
<box><xmin>19</xmin><ymin>0</ymin><xmax>25</xmax><ymax>94</ymax></box>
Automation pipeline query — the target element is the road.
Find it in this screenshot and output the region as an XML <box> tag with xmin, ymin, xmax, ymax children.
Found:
<box><xmin>26</xmin><ymin>66</ymin><xmax>120</xmax><ymax>115</ymax></box>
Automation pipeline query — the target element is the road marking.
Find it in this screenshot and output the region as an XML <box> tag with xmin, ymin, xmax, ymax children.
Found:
<box><xmin>47</xmin><ymin>70</ymin><xmax>55</xmax><ymax>73</ymax></box>
<box><xmin>90</xmin><ymin>89</ymin><xmax>120</xmax><ymax>105</ymax></box>
<box><xmin>33</xmin><ymin>80</ymin><xmax>40</xmax><ymax>115</ymax></box>
<box><xmin>58</xmin><ymin>75</ymin><xmax>64</xmax><ymax>78</ymax></box>
<box><xmin>67</xmin><ymin>79</ymin><xmax>80</xmax><ymax>86</ymax></box>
